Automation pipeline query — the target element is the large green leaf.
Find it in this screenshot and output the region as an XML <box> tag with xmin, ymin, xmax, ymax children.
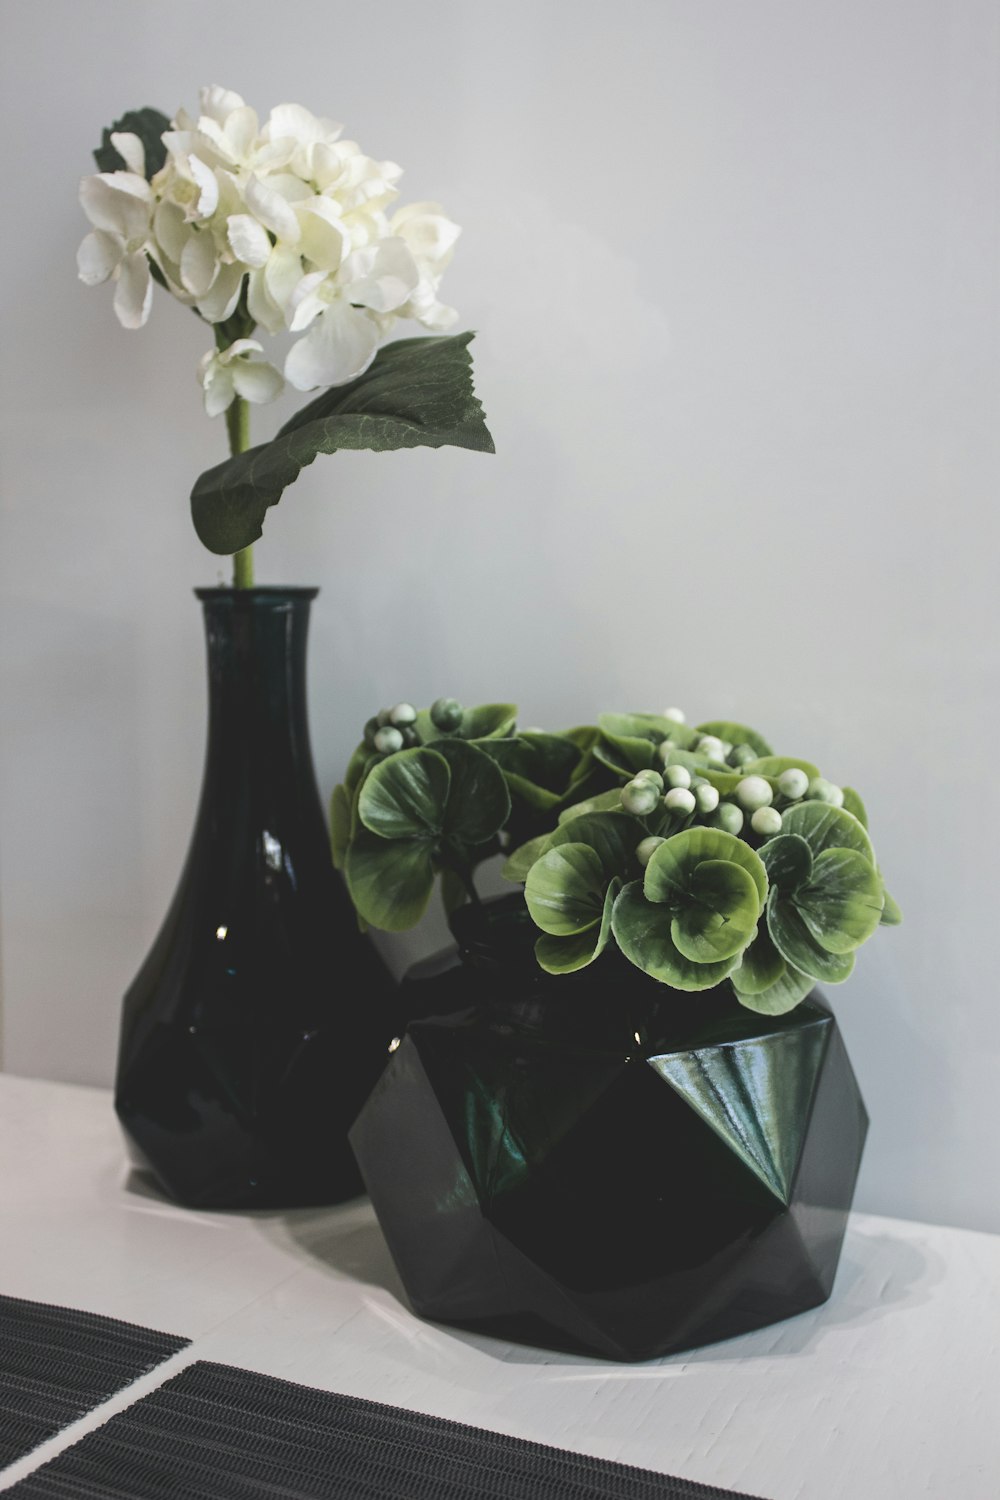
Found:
<box><xmin>780</xmin><ymin>800</ymin><xmax>876</xmax><ymax>865</ymax></box>
<box><xmin>731</xmin><ymin>927</ymin><xmax>786</xmax><ymax>995</ymax></box>
<box><xmin>191</xmin><ymin>333</ymin><xmax>494</xmax><ymax>555</ymax></box>
<box><xmin>612</xmin><ymin>882</ymin><xmax>739</xmax><ymax>990</ymax></box>
<box><xmin>768</xmin><ymin>899</ymin><xmax>855</xmax><ymax>984</ymax></box>
<box><xmin>880</xmin><ymin>880</ymin><xmax>903</xmax><ymax>926</ymax></box>
<box><xmin>525</xmin><ymin>843</ymin><xmax>606</xmax><ymax>936</ymax></box>
<box><xmin>558</xmin><ymin>788</ymin><xmax>626</xmax><ymax>823</ymax></box>
<box><xmin>93</xmin><ymin>108</ymin><xmax>170</xmax><ymax>177</ymax></box>
<box><xmin>357</xmin><ymin>747</ymin><xmax>450</xmax><ymax>840</ymax></box>
<box><xmin>794</xmin><ymin>847</ymin><xmax>883</xmax><ymax>953</ymax></box>
<box><xmin>599</xmin><ymin>712</ymin><xmax>696</xmax><ymax>749</ymax></box>
<box><xmin>549</xmin><ymin>811</ymin><xmax>639</xmax><ymax>876</ymax></box>
<box><xmin>433</xmin><ymin>739</ymin><xmax>510</xmax><ymax>847</ymax></box>
<box><xmin>645</xmin><ymin>827</ymin><xmax>769</xmax><ymax>908</ymax></box>
<box><xmin>841</xmin><ymin>786</ymin><xmax>869</xmax><ymax>828</ymax></box>
<box><xmin>759</xmin><ymin>833</ymin><xmax>813</xmax><ymax>895</ymax></box>
<box><xmin>732</xmin><ymin>957</ymin><xmax>814</xmax><ymax>1015</ymax></box>
<box><xmin>535</xmin><ymin>878</ymin><xmax>621</xmax><ymax>974</ymax></box>
<box><xmin>344</xmin><ymin>830</ymin><xmax>436</xmax><ymax>930</ymax></box>
<box><xmin>672</xmin><ymin>860</ymin><xmax>761</xmax><ymax>963</ymax></box>
<box><xmin>501</xmin><ymin>832</ymin><xmax>552</xmax><ymax>883</ymax></box>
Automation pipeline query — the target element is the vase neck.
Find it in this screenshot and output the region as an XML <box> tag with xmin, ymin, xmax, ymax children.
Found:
<box><xmin>195</xmin><ymin>587</ymin><xmax>320</xmax><ymax>792</ymax></box>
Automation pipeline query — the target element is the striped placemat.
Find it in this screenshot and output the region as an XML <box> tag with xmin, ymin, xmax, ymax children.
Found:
<box><xmin>5</xmin><ymin>1358</ymin><xmax>766</xmax><ymax>1498</ymax></box>
<box><xmin>0</xmin><ymin>1294</ymin><xmax>188</xmax><ymax>1469</ymax></box>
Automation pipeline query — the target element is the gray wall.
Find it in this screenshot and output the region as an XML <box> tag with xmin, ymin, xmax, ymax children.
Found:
<box><xmin>1</xmin><ymin>0</ymin><xmax>998</xmax><ymax>1232</ymax></box>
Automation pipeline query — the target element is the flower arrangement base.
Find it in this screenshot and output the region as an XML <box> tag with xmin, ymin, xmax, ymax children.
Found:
<box><xmin>115</xmin><ymin>588</ymin><xmax>398</xmax><ymax>1210</ymax></box>
<box><xmin>351</xmin><ymin>906</ymin><xmax>867</xmax><ymax>1362</ymax></box>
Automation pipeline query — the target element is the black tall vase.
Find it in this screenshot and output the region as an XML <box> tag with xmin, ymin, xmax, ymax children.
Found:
<box><xmin>115</xmin><ymin>587</ymin><xmax>396</xmax><ymax>1209</ymax></box>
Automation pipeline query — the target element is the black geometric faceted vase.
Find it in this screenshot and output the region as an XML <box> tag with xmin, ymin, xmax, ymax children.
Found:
<box><xmin>351</xmin><ymin>896</ymin><xmax>867</xmax><ymax>1361</ymax></box>
<box><xmin>116</xmin><ymin>587</ymin><xmax>397</xmax><ymax>1210</ymax></box>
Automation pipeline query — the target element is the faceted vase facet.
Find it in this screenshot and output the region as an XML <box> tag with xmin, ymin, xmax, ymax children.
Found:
<box><xmin>115</xmin><ymin>587</ymin><xmax>397</xmax><ymax>1209</ymax></box>
<box><xmin>351</xmin><ymin>896</ymin><xmax>867</xmax><ymax>1361</ymax></box>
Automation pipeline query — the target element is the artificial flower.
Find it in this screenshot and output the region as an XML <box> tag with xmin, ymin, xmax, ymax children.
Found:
<box><xmin>197</xmin><ymin>339</ymin><xmax>283</xmax><ymax>417</ymax></box>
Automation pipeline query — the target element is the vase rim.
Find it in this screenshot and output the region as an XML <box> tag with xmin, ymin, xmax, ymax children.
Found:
<box><xmin>194</xmin><ymin>586</ymin><xmax>320</xmax><ymax>602</ymax></box>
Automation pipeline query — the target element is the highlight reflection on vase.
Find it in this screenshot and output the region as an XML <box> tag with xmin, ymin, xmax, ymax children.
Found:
<box><xmin>116</xmin><ymin>586</ymin><xmax>397</xmax><ymax>1209</ymax></box>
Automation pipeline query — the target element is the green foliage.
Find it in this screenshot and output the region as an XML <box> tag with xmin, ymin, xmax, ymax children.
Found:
<box><xmin>93</xmin><ymin>108</ymin><xmax>171</xmax><ymax>177</ymax></box>
<box><xmin>334</xmin><ymin>702</ymin><xmax>900</xmax><ymax>1016</ymax></box>
<box><xmin>191</xmin><ymin>334</ymin><xmax>494</xmax><ymax>555</ymax></box>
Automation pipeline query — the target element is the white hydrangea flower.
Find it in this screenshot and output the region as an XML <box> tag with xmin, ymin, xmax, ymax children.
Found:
<box><xmin>77</xmin><ymin>166</ymin><xmax>156</xmax><ymax>328</ymax></box>
<box><xmin>197</xmin><ymin>339</ymin><xmax>284</xmax><ymax>417</ymax></box>
<box><xmin>78</xmin><ymin>85</ymin><xmax>461</xmax><ymax>395</ymax></box>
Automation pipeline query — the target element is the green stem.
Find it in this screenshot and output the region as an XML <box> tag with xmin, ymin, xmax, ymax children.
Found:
<box><xmin>224</xmin><ymin>395</ymin><xmax>253</xmax><ymax>588</ymax></box>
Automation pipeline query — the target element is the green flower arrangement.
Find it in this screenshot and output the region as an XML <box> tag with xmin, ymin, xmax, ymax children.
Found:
<box><xmin>334</xmin><ymin>703</ymin><xmax>900</xmax><ymax>1014</ymax></box>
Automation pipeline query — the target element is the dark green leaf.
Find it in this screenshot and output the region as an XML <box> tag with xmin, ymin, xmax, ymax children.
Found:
<box><xmin>731</xmin><ymin>926</ymin><xmax>786</xmax><ymax>995</ymax></box>
<box><xmin>344</xmin><ymin>830</ymin><xmax>436</xmax><ymax>930</ymax></box>
<box><xmin>841</xmin><ymin>786</ymin><xmax>869</xmax><ymax>827</ymax></box>
<box><xmin>743</xmin><ymin>755</ymin><xmax>821</xmax><ymax>781</ymax></box>
<box><xmin>645</xmin><ymin>827</ymin><xmax>769</xmax><ymax>908</ymax></box>
<box><xmin>759</xmin><ymin>833</ymin><xmax>813</xmax><ymax>895</ymax></box>
<box><xmin>535</xmin><ymin>877</ymin><xmax>621</xmax><ymax>974</ymax></box>
<box><xmin>768</xmin><ymin>898</ymin><xmax>855</xmax><ymax>983</ymax></box>
<box><xmin>780</xmin><ymin>800</ymin><xmax>876</xmax><ymax>865</ymax></box>
<box><xmin>558</xmin><ymin>788</ymin><xmax>626</xmax><ymax>823</ymax></box>
<box><xmin>880</xmin><ymin>881</ymin><xmax>903</xmax><ymax>926</ymax></box>
<box><xmin>191</xmin><ymin>333</ymin><xmax>494</xmax><ymax>555</ymax></box>
<box><xmin>357</xmin><ymin>747</ymin><xmax>450</xmax><ymax>840</ymax></box>
<box><xmin>524</xmin><ymin>843</ymin><xmax>606</xmax><ymax>936</ymax></box>
<box><xmin>93</xmin><ymin>108</ymin><xmax>170</xmax><ymax>177</ymax></box>
<box><xmin>549</xmin><ymin>811</ymin><xmax>639</xmax><ymax>877</ymax></box>
<box><xmin>672</xmin><ymin>860</ymin><xmax>761</xmax><ymax>963</ymax></box>
<box><xmin>501</xmin><ymin>833</ymin><xmax>552</xmax><ymax>883</ymax></box>
<box><xmin>612</xmin><ymin>881</ymin><xmax>739</xmax><ymax>990</ymax></box>
<box><xmin>434</xmin><ymin>739</ymin><xmax>511</xmax><ymax>847</ymax></box>
<box><xmin>793</xmin><ymin>847</ymin><xmax>883</xmax><ymax>953</ymax></box>
<box><xmin>732</xmin><ymin>958</ymin><xmax>814</xmax><ymax>1015</ymax></box>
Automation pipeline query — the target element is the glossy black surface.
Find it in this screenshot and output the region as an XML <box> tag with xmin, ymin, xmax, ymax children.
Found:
<box><xmin>115</xmin><ymin>588</ymin><xmax>396</xmax><ymax>1209</ymax></box>
<box><xmin>352</xmin><ymin>895</ymin><xmax>868</xmax><ymax>1361</ymax></box>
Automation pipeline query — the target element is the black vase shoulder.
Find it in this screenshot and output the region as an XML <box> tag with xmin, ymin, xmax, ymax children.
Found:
<box><xmin>352</xmin><ymin>895</ymin><xmax>868</xmax><ymax>1361</ymax></box>
<box><xmin>116</xmin><ymin>588</ymin><xmax>396</xmax><ymax>1209</ymax></box>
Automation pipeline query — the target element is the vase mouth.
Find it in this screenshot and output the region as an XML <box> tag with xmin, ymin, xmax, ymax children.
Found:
<box><xmin>448</xmin><ymin>893</ymin><xmax>539</xmax><ymax>971</ymax></box>
<box><xmin>195</xmin><ymin>586</ymin><xmax>320</xmax><ymax>603</ymax></box>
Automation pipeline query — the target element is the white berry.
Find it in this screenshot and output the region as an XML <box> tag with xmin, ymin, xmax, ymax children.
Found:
<box><xmin>621</xmin><ymin>779</ymin><xmax>660</xmax><ymax>815</ymax></box>
<box><xmin>751</xmin><ymin>806</ymin><xmax>783</xmax><ymax>837</ymax></box>
<box><xmin>374</xmin><ymin>726</ymin><xmax>404</xmax><ymax>753</ymax></box>
<box><xmin>736</xmin><ymin>775</ymin><xmax>773</xmax><ymax>811</ymax></box>
<box><xmin>695</xmin><ymin>783</ymin><xmax>720</xmax><ymax>813</ymax></box>
<box><xmin>778</xmin><ymin>768</ymin><xmax>809</xmax><ymax>800</ymax></box>
<box><xmin>807</xmin><ymin>777</ymin><xmax>844</xmax><ymax>807</ymax></box>
<box><xmin>698</xmin><ymin>735</ymin><xmax>726</xmax><ymax>761</ymax></box>
<box><xmin>636</xmin><ymin>836</ymin><xmax>665</xmax><ymax>867</ymax></box>
<box><xmin>664</xmin><ymin>787</ymin><xmax>696</xmax><ymax>815</ymax></box>
<box><xmin>713</xmin><ymin>803</ymin><xmax>744</xmax><ymax>834</ymax></box>
<box><xmin>663</xmin><ymin>707</ymin><xmax>686</xmax><ymax>723</ymax></box>
<box><xmin>634</xmin><ymin>768</ymin><xmax>664</xmax><ymax>790</ymax></box>
<box><xmin>389</xmin><ymin>702</ymin><xmax>417</xmax><ymax>727</ymax></box>
<box><xmin>664</xmin><ymin>764</ymin><xmax>692</xmax><ymax>790</ymax></box>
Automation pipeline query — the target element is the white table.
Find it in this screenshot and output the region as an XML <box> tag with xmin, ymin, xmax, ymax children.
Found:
<box><xmin>0</xmin><ymin>1073</ymin><xmax>997</xmax><ymax>1499</ymax></box>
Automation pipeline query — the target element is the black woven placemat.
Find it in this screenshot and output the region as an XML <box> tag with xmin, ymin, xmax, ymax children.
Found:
<box><xmin>5</xmin><ymin>1357</ymin><xmax>766</xmax><ymax>1499</ymax></box>
<box><xmin>0</xmin><ymin>1294</ymin><xmax>189</xmax><ymax>1469</ymax></box>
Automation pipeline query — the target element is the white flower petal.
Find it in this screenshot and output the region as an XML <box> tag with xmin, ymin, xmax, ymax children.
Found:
<box><xmin>219</xmin><ymin>338</ymin><xmax>264</xmax><ymax>364</ymax></box>
<box><xmin>296</xmin><ymin>198</ymin><xmax>348</xmax><ymax>272</ymax></box>
<box><xmin>244</xmin><ymin>173</ymin><xmax>300</xmax><ymax>243</ymax></box>
<box><xmin>391</xmin><ymin>203</ymin><xmax>461</xmax><ymax>265</ymax></box>
<box><xmin>79</xmin><ymin>172</ymin><xmax>151</xmax><ymax>242</ymax></box>
<box><xmin>340</xmin><ymin>237</ymin><xmax>419</xmax><ymax>313</ymax></box>
<box><xmin>195</xmin><ymin>261</ymin><xmax>244</xmax><ymax>323</ymax></box>
<box><xmin>180</xmin><ymin>232</ymin><xmax>219</xmax><ymax>297</ymax></box>
<box><xmin>247</xmin><ymin>266</ymin><xmax>283</xmax><ymax>333</ymax></box>
<box><xmin>227</xmin><ymin>213</ymin><xmax>271</xmax><ymax>269</ymax></box>
<box><xmin>264</xmin><ymin>244</ymin><xmax>305</xmax><ymax>322</ymax></box>
<box><xmin>113</xmin><ymin>251</ymin><xmax>153</xmax><ymax>329</ymax></box>
<box><xmin>268</xmin><ymin>102</ymin><xmax>342</xmax><ymax>146</ymax></box>
<box><xmin>224</xmin><ymin>105</ymin><xmax>259</xmax><ymax>160</ymax></box>
<box><xmin>77</xmin><ymin>229</ymin><xmax>122</xmax><ymax>285</ymax></box>
<box><xmin>110</xmin><ymin>131</ymin><xmax>147</xmax><ymax>177</ymax></box>
<box><xmin>231</xmin><ymin>358</ymin><xmax>284</xmax><ymax>405</ymax></box>
<box><xmin>199</xmin><ymin>86</ymin><xmax>246</xmax><ymax>124</ymax></box>
<box><xmin>284</xmin><ymin>300</ymin><xmax>380</xmax><ymax>390</ymax></box>
<box><xmin>287</xmin><ymin>271</ymin><xmax>328</xmax><ymax>333</ymax></box>
<box><xmin>153</xmin><ymin>199</ymin><xmax>188</xmax><ymax>262</ymax></box>
<box><xmin>187</xmin><ymin>156</ymin><xmax>220</xmax><ymax>220</ymax></box>
<box><xmin>203</xmin><ymin>363</ymin><xmax>236</xmax><ymax>417</ymax></box>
